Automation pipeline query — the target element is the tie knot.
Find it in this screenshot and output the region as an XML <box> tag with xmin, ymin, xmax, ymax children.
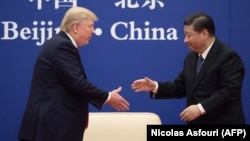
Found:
<box><xmin>198</xmin><ymin>55</ymin><xmax>204</xmax><ymax>62</ymax></box>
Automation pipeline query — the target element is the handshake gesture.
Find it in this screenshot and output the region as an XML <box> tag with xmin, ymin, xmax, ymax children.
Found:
<box><xmin>131</xmin><ymin>77</ymin><xmax>156</xmax><ymax>92</ymax></box>
<box><xmin>107</xmin><ymin>86</ymin><xmax>130</xmax><ymax>111</ymax></box>
<box><xmin>107</xmin><ymin>77</ymin><xmax>156</xmax><ymax>112</ymax></box>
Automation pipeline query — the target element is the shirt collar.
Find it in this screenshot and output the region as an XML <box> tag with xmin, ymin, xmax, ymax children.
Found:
<box><xmin>65</xmin><ymin>32</ymin><xmax>77</xmax><ymax>48</ymax></box>
<box><xmin>200</xmin><ymin>39</ymin><xmax>215</xmax><ymax>59</ymax></box>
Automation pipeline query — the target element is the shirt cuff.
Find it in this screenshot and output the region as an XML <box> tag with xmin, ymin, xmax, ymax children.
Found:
<box><xmin>152</xmin><ymin>81</ymin><xmax>158</xmax><ymax>93</ymax></box>
<box><xmin>151</xmin><ymin>81</ymin><xmax>158</xmax><ymax>98</ymax></box>
<box><xmin>105</xmin><ymin>92</ymin><xmax>111</xmax><ymax>103</ymax></box>
<box><xmin>197</xmin><ymin>103</ymin><xmax>206</xmax><ymax>115</ymax></box>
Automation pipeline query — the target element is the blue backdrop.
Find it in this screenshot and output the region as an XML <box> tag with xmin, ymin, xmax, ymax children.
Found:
<box><xmin>1</xmin><ymin>0</ymin><xmax>250</xmax><ymax>141</ymax></box>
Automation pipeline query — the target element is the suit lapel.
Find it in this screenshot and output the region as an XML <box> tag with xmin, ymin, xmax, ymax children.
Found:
<box><xmin>189</xmin><ymin>39</ymin><xmax>220</xmax><ymax>95</ymax></box>
<box><xmin>59</xmin><ymin>31</ymin><xmax>88</xmax><ymax>80</ymax></box>
<box><xmin>75</xmin><ymin>49</ymin><xmax>88</xmax><ymax>80</ymax></box>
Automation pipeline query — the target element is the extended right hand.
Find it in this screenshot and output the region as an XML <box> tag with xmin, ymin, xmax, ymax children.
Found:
<box><xmin>131</xmin><ymin>77</ymin><xmax>156</xmax><ymax>92</ymax></box>
<box><xmin>107</xmin><ymin>86</ymin><xmax>130</xmax><ymax>111</ymax></box>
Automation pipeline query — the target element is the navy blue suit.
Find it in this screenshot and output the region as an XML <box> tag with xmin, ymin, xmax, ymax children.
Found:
<box><xmin>152</xmin><ymin>38</ymin><xmax>245</xmax><ymax>124</ymax></box>
<box><xmin>18</xmin><ymin>31</ymin><xmax>109</xmax><ymax>141</ymax></box>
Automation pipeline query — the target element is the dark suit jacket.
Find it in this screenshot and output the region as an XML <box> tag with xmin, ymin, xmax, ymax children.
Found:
<box><xmin>152</xmin><ymin>38</ymin><xmax>245</xmax><ymax>124</ymax></box>
<box><xmin>18</xmin><ymin>31</ymin><xmax>109</xmax><ymax>141</ymax></box>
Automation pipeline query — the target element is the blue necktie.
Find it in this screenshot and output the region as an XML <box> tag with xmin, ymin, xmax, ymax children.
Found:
<box><xmin>196</xmin><ymin>55</ymin><xmax>204</xmax><ymax>75</ymax></box>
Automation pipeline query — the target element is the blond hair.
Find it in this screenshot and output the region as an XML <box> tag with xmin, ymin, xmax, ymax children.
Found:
<box><xmin>60</xmin><ymin>6</ymin><xmax>98</xmax><ymax>32</ymax></box>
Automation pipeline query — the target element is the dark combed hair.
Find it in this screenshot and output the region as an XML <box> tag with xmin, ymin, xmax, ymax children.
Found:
<box><xmin>183</xmin><ymin>12</ymin><xmax>215</xmax><ymax>36</ymax></box>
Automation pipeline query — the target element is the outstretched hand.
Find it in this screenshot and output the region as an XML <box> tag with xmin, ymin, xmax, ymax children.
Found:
<box><xmin>107</xmin><ymin>86</ymin><xmax>130</xmax><ymax>111</ymax></box>
<box><xmin>131</xmin><ymin>77</ymin><xmax>156</xmax><ymax>92</ymax></box>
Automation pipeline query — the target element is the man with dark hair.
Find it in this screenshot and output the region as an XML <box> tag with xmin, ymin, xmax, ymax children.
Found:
<box><xmin>131</xmin><ymin>12</ymin><xmax>245</xmax><ymax>124</ymax></box>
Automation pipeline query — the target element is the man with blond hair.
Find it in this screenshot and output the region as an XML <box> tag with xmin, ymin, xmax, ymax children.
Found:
<box><xmin>18</xmin><ymin>6</ymin><xmax>130</xmax><ymax>141</ymax></box>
